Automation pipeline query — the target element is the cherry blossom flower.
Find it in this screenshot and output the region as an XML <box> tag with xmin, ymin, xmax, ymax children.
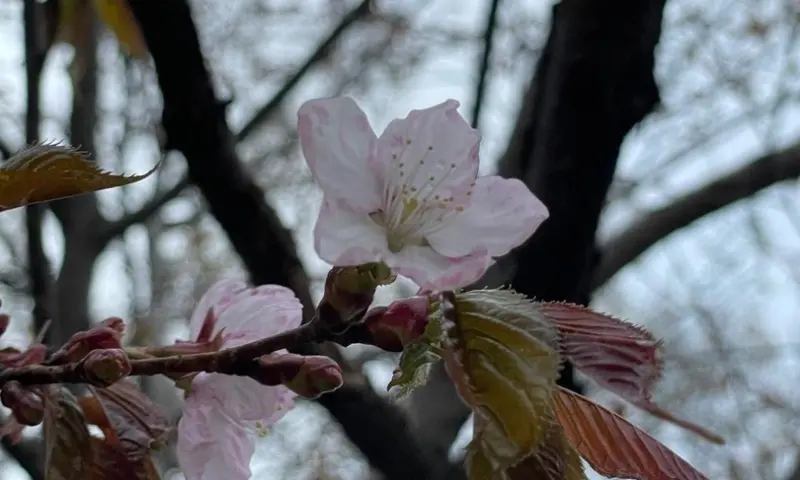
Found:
<box><xmin>298</xmin><ymin>97</ymin><xmax>549</xmax><ymax>290</ymax></box>
<box><xmin>177</xmin><ymin>279</ymin><xmax>301</xmax><ymax>480</ymax></box>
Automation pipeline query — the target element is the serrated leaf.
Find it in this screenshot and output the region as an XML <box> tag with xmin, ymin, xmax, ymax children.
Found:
<box><xmin>89</xmin><ymin>438</ymin><xmax>160</xmax><ymax>480</ymax></box>
<box><xmin>387</xmin><ymin>309</ymin><xmax>448</xmax><ymax>398</ymax></box>
<box><xmin>539</xmin><ymin>302</ymin><xmax>723</xmax><ymax>444</ymax></box>
<box><xmin>554</xmin><ymin>387</ymin><xmax>710</xmax><ymax>480</ymax></box>
<box><xmin>0</xmin><ymin>143</ymin><xmax>158</xmax><ymax>212</ymax></box>
<box><xmin>88</xmin><ymin>381</ymin><xmax>169</xmax><ymax>459</ymax></box>
<box><xmin>505</xmin><ymin>425</ymin><xmax>586</xmax><ymax>480</ymax></box>
<box><xmin>93</xmin><ymin>0</ymin><xmax>148</xmax><ymax>58</ymax></box>
<box><xmin>43</xmin><ymin>387</ymin><xmax>94</xmax><ymax>480</ymax></box>
<box><xmin>387</xmin><ymin>342</ymin><xmax>440</xmax><ymax>398</ymax></box>
<box><xmin>537</xmin><ymin>302</ymin><xmax>661</xmax><ymax>402</ymax></box>
<box><xmin>447</xmin><ymin>290</ymin><xmax>562</xmax><ymax>477</ymax></box>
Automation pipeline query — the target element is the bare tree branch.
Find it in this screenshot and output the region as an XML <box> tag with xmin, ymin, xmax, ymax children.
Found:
<box><xmin>593</xmin><ymin>140</ymin><xmax>800</xmax><ymax>289</ymax></box>
<box><xmin>46</xmin><ymin>9</ymin><xmax>105</xmax><ymax>348</ymax></box>
<box><xmin>235</xmin><ymin>0</ymin><xmax>371</xmax><ymax>143</ymax></box>
<box><xmin>470</xmin><ymin>0</ymin><xmax>502</xmax><ymax>129</ymax></box>
<box><xmin>98</xmin><ymin>173</ymin><xmax>191</xmax><ymax>243</ymax></box>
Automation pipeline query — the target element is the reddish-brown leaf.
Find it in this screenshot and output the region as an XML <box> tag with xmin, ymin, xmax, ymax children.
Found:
<box><xmin>538</xmin><ymin>302</ymin><xmax>723</xmax><ymax>444</ymax></box>
<box><xmin>43</xmin><ymin>387</ymin><xmax>95</xmax><ymax>480</ymax></box>
<box><xmin>554</xmin><ymin>387</ymin><xmax>710</xmax><ymax>480</ymax></box>
<box><xmin>89</xmin><ymin>438</ymin><xmax>160</xmax><ymax>480</ymax></box>
<box><xmin>0</xmin><ymin>143</ymin><xmax>158</xmax><ymax>212</ymax></box>
<box><xmin>88</xmin><ymin>381</ymin><xmax>169</xmax><ymax>460</ymax></box>
<box><xmin>79</xmin><ymin>395</ymin><xmax>116</xmax><ymax>440</ymax></box>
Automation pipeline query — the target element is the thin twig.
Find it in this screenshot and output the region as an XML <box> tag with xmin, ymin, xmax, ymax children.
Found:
<box><xmin>235</xmin><ymin>0</ymin><xmax>371</xmax><ymax>142</ymax></box>
<box><xmin>97</xmin><ymin>173</ymin><xmax>191</xmax><ymax>243</ymax></box>
<box><xmin>470</xmin><ymin>0</ymin><xmax>502</xmax><ymax>129</ymax></box>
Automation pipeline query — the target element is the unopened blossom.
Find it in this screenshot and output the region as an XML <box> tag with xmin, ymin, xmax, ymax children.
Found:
<box><xmin>176</xmin><ymin>280</ymin><xmax>301</xmax><ymax>480</ymax></box>
<box><xmin>298</xmin><ymin>97</ymin><xmax>549</xmax><ymax>290</ymax></box>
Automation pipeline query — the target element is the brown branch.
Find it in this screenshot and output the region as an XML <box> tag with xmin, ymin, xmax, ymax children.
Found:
<box><xmin>0</xmin><ymin>321</ymin><xmax>324</xmax><ymax>386</ymax></box>
<box><xmin>235</xmin><ymin>0</ymin><xmax>371</xmax><ymax>143</ymax></box>
<box><xmin>97</xmin><ymin>173</ymin><xmax>191</xmax><ymax>243</ymax></box>
<box><xmin>593</xmin><ymin>140</ymin><xmax>800</xmax><ymax>289</ymax></box>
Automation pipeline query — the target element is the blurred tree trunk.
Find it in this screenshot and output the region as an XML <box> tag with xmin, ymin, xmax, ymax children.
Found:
<box><xmin>408</xmin><ymin>0</ymin><xmax>667</xmax><ymax>468</ymax></box>
<box><xmin>47</xmin><ymin>8</ymin><xmax>105</xmax><ymax>347</ymax></box>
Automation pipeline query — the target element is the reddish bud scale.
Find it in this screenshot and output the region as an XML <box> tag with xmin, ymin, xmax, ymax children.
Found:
<box><xmin>317</xmin><ymin>267</ymin><xmax>377</xmax><ymax>333</ymax></box>
<box><xmin>0</xmin><ymin>344</ymin><xmax>47</xmax><ymax>368</ymax></box>
<box><xmin>1</xmin><ymin>381</ymin><xmax>44</xmax><ymax>426</ymax></box>
<box><xmin>51</xmin><ymin>317</ymin><xmax>125</xmax><ymax>364</ymax></box>
<box><xmin>81</xmin><ymin>348</ymin><xmax>132</xmax><ymax>387</ymax></box>
<box><xmin>363</xmin><ymin>296</ymin><xmax>430</xmax><ymax>351</ymax></box>
<box><xmin>254</xmin><ymin>354</ymin><xmax>343</xmax><ymax>399</ymax></box>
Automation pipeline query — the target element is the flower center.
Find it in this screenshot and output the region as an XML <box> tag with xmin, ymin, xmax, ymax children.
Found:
<box><xmin>372</xmin><ymin>137</ymin><xmax>473</xmax><ymax>253</ymax></box>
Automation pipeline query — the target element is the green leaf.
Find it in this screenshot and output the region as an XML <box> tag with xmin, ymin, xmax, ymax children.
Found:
<box><xmin>387</xmin><ymin>308</ymin><xmax>448</xmax><ymax>398</ymax></box>
<box><xmin>505</xmin><ymin>425</ymin><xmax>586</xmax><ymax>480</ymax></box>
<box><xmin>0</xmin><ymin>143</ymin><xmax>158</xmax><ymax>212</ymax></box>
<box><xmin>445</xmin><ymin>289</ymin><xmax>564</xmax><ymax>478</ymax></box>
<box><xmin>43</xmin><ymin>387</ymin><xmax>94</xmax><ymax>480</ymax></box>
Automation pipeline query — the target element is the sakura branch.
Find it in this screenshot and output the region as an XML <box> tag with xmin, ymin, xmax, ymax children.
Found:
<box><xmin>0</xmin><ymin>98</ymin><xmax>722</xmax><ymax>480</ymax></box>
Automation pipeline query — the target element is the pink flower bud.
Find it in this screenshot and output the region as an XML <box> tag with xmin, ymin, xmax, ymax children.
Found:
<box><xmin>363</xmin><ymin>295</ymin><xmax>430</xmax><ymax>351</ymax></box>
<box><xmin>317</xmin><ymin>264</ymin><xmax>395</xmax><ymax>333</ymax></box>
<box><xmin>51</xmin><ymin>318</ymin><xmax>125</xmax><ymax>364</ymax></box>
<box><xmin>255</xmin><ymin>354</ymin><xmax>343</xmax><ymax>399</ymax></box>
<box><xmin>81</xmin><ymin>348</ymin><xmax>132</xmax><ymax>387</ymax></box>
<box><xmin>0</xmin><ymin>344</ymin><xmax>47</xmax><ymax>368</ymax></box>
<box><xmin>1</xmin><ymin>381</ymin><xmax>44</xmax><ymax>426</ymax></box>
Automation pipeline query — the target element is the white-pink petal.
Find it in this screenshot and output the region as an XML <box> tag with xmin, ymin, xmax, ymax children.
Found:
<box><xmin>177</xmin><ymin>400</ymin><xmax>256</xmax><ymax>480</ymax></box>
<box><xmin>313</xmin><ymin>197</ymin><xmax>389</xmax><ymax>266</ymax></box>
<box><xmin>298</xmin><ymin>97</ymin><xmax>382</xmax><ymax>211</ymax></box>
<box><xmin>190</xmin><ymin>372</ymin><xmax>295</xmax><ymax>423</ymax></box>
<box><xmin>214</xmin><ymin>284</ymin><xmax>303</xmax><ymax>348</ymax></box>
<box><xmin>426</xmin><ymin>176</ymin><xmax>548</xmax><ymax>258</ymax></box>
<box><xmin>189</xmin><ymin>279</ymin><xmax>249</xmax><ymax>338</ymax></box>
<box><xmin>388</xmin><ymin>246</ymin><xmax>494</xmax><ymax>291</ymax></box>
<box><xmin>376</xmin><ymin>99</ymin><xmax>480</xmax><ymax>204</ymax></box>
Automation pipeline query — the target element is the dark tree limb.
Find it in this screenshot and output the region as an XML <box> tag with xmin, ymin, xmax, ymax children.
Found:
<box><xmin>47</xmin><ymin>9</ymin><xmax>105</xmax><ymax>349</ymax></box>
<box><xmin>593</xmin><ymin>140</ymin><xmax>800</xmax><ymax>289</ymax></box>
<box><xmin>409</xmin><ymin>0</ymin><xmax>667</xmax><ymax>466</ymax></box>
<box><xmin>23</xmin><ymin>0</ymin><xmax>52</xmax><ymax>334</ymax></box>
<box><xmin>97</xmin><ymin>174</ymin><xmax>191</xmax><ymax>244</ymax></box>
<box><xmin>470</xmin><ymin>0</ymin><xmax>502</xmax><ymax>129</ymax></box>
<box><xmin>128</xmin><ymin>2</ymin><xmax>450</xmax><ymax>479</ymax></box>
